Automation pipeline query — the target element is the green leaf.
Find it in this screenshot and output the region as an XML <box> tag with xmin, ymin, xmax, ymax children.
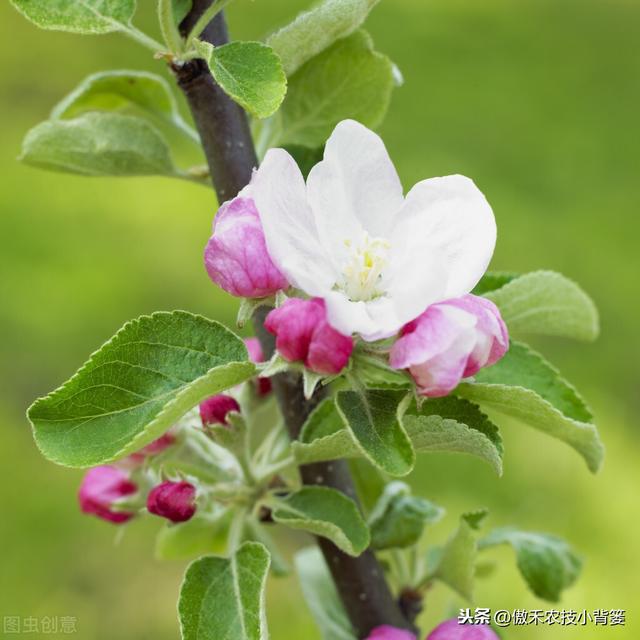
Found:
<box><xmin>278</xmin><ymin>30</ymin><xmax>395</xmax><ymax>148</ymax></box>
<box><xmin>51</xmin><ymin>70</ymin><xmax>197</xmax><ymax>141</ymax></box>
<box><xmin>457</xmin><ymin>341</ymin><xmax>604</xmax><ymax>473</ymax></box>
<box><xmin>485</xmin><ymin>270</ymin><xmax>599</xmax><ymax>341</ymax></box>
<box><xmin>172</xmin><ymin>0</ymin><xmax>191</xmax><ymax>25</ymax></box>
<box><xmin>336</xmin><ymin>389</ymin><xmax>415</xmax><ymax>477</ymax></box>
<box><xmin>295</xmin><ymin>547</ymin><xmax>356</xmax><ymax>640</ymax></box>
<box><xmin>244</xmin><ymin>518</ymin><xmax>290</xmax><ymax>577</ymax></box>
<box><xmin>20</xmin><ymin>112</ymin><xmax>179</xmax><ymax>178</ymax></box>
<box><xmin>368</xmin><ymin>482</ymin><xmax>444</xmax><ymax>550</ymax></box>
<box><xmin>472</xmin><ymin>271</ymin><xmax>519</xmax><ymax>295</ymax></box>
<box><xmin>432</xmin><ymin>510</ymin><xmax>487</xmax><ymax>601</ymax></box>
<box><xmin>299</xmin><ymin>397</ymin><xmax>345</xmax><ymax>442</ymax></box>
<box><xmin>178</xmin><ymin>542</ymin><xmax>270</xmax><ymax>640</ymax></box>
<box><xmin>348</xmin><ymin>458</ymin><xmax>386</xmax><ymax>515</ymax></box>
<box><xmin>352</xmin><ymin>353</ymin><xmax>413</xmax><ymax>390</ymax></box>
<box><xmin>9</xmin><ymin>0</ymin><xmax>136</xmax><ymax>34</ymax></box>
<box><xmin>195</xmin><ymin>40</ymin><xmax>287</xmax><ymax>119</ymax></box>
<box><xmin>155</xmin><ymin>509</ymin><xmax>233</xmax><ymax>561</ymax></box>
<box><xmin>28</xmin><ymin>311</ymin><xmax>255</xmax><ymax>468</ymax></box>
<box><xmin>294</xmin><ymin>395</ymin><xmax>503</xmax><ymax>475</ymax></box>
<box><xmin>271</xmin><ymin>486</ymin><xmax>369</xmax><ymax>556</ymax></box>
<box><xmin>268</xmin><ymin>0</ymin><xmax>380</xmax><ymax>76</ymax></box>
<box><xmin>293</xmin><ymin>397</ymin><xmax>358</xmax><ymax>465</ymax></box>
<box><xmin>404</xmin><ymin>397</ymin><xmax>504</xmax><ymax>476</ymax></box>
<box><xmin>282</xmin><ymin>144</ymin><xmax>324</xmax><ymax>179</ymax></box>
<box><xmin>479</xmin><ymin>528</ymin><xmax>582</xmax><ymax>602</ymax></box>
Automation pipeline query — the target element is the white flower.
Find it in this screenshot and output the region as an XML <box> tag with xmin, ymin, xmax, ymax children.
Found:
<box><xmin>252</xmin><ymin>120</ymin><xmax>496</xmax><ymax>340</ymax></box>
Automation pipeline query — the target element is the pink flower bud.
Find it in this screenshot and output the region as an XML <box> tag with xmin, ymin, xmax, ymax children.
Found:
<box><xmin>245</xmin><ymin>337</ymin><xmax>272</xmax><ymax>395</ymax></box>
<box><xmin>264</xmin><ymin>298</ymin><xmax>354</xmax><ymax>375</ymax></box>
<box><xmin>427</xmin><ymin>619</ymin><xmax>499</xmax><ymax>640</ymax></box>
<box><xmin>199</xmin><ymin>394</ymin><xmax>240</xmax><ymax>427</ymax></box>
<box><xmin>204</xmin><ymin>196</ymin><xmax>289</xmax><ymax>298</ymax></box>
<box><xmin>128</xmin><ymin>432</ymin><xmax>176</xmax><ymax>464</ymax></box>
<box><xmin>366</xmin><ymin>626</ymin><xmax>416</xmax><ymax>640</ymax></box>
<box><xmin>78</xmin><ymin>466</ymin><xmax>137</xmax><ymax>524</ymax></box>
<box><xmin>390</xmin><ymin>294</ymin><xmax>508</xmax><ymax>397</ymax></box>
<box><xmin>147</xmin><ymin>481</ymin><xmax>196</xmax><ymax>523</ymax></box>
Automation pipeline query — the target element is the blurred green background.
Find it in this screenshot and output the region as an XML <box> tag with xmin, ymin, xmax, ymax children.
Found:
<box><xmin>1</xmin><ymin>0</ymin><xmax>638</xmax><ymax>638</ymax></box>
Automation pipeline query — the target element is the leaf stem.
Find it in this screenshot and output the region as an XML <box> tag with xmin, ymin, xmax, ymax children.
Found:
<box><xmin>186</xmin><ymin>0</ymin><xmax>235</xmax><ymax>46</ymax></box>
<box><xmin>255</xmin><ymin>456</ymin><xmax>295</xmax><ymax>484</ymax></box>
<box><xmin>158</xmin><ymin>0</ymin><xmax>185</xmax><ymax>54</ymax></box>
<box><xmin>122</xmin><ymin>24</ymin><xmax>165</xmax><ymax>52</ymax></box>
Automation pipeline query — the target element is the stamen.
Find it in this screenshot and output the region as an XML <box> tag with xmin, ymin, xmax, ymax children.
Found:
<box><xmin>339</xmin><ymin>232</ymin><xmax>390</xmax><ymax>301</ymax></box>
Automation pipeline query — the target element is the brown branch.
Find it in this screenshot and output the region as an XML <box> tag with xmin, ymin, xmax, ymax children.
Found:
<box><xmin>172</xmin><ymin>5</ymin><xmax>415</xmax><ymax>637</ymax></box>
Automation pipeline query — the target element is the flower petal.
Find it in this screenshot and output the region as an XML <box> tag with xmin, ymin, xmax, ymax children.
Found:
<box><xmin>389</xmin><ymin>305</ymin><xmax>476</xmax><ymax>369</ymax></box>
<box><xmin>204</xmin><ymin>197</ymin><xmax>289</xmax><ymax>298</ymax></box>
<box><xmin>252</xmin><ymin>148</ymin><xmax>335</xmax><ymax>295</ymax></box>
<box><xmin>323</xmin><ymin>289</ymin><xmax>413</xmax><ymax>341</ymax></box>
<box><xmin>390</xmin><ymin>175</ymin><xmax>496</xmax><ymax>300</ymax></box>
<box><xmin>306</xmin><ymin>120</ymin><xmax>404</xmax><ymax>262</ymax></box>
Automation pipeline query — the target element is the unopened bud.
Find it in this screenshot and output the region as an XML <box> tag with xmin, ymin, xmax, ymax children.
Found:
<box><xmin>78</xmin><ymin>466</ymin><xmax>137</xmax><ymax>524</ymax></box>
<box><xmin>199</xmin><ymin>394</ymin><xmax>240</xmax><ymax>427</ymax></box>
<box><xmin>146</xmin><ymin>480</ymin><xmax>196</xmax><ymax>523</ymax></box>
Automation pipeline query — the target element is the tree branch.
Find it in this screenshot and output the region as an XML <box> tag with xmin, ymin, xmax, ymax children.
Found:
<box><xmin>173</xmin><ymin>4</ymin><xmax>256</xmax><ymax>202</ymax></box>
<box><xmin>172</xmin><ymin>5</ymin><xmax>415</xmax><ymax>636</ymax></box>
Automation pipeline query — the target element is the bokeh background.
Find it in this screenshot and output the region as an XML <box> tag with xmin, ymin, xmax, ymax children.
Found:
<box><xmin>1</xmin><ymin>0</ymin><xmax>638</xmax><ymax>638</ymax></box>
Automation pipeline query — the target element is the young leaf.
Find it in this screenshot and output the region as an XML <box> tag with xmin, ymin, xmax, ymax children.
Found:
<box><xmin>352</xmin><ymin>353</ymin><xmax>413</xmax><ymax>390</ymax></box>
<box><xmin>294</xmin><ymin>547</ymin><xmax>356</xmax><ymax>640</ymax></box>
<box><xmin>485</xmin><ymin>270</ymin><xmax>599</xmax><ymax>341</ymax></box>
<box><xmin>244</xmin><ymin>518</ymin><xmax>290</xmax><ymax>577</ymax></box>
<box><xmin>335</xmin><ymin>389</ymin><xmax>415</xmax><ymax>477</ymax></box>
<box><xmin>51</xmin><ymin>70</ymin><xmax>197</xmax><ymax>141</ymax></box>
<box><xmin>9</xmin><ymin>0</ymin><xmax>136</xmax><ymax>34</ymax></box>
<box><xmin>172</xmin><ymin>0</ymin><xmax>191</xmax><ymax>24</ymax></box>
<box><xmin>155</xmin><ymin>509</ymin><xmax>233</xmax><ymax>561</ymax></box>
<box><xmin>281</xmin><ymin>144</ymin><xmax>324</xmax><ymax>179</ymax></box>
<box><xmin>20</xmin><ymin>112</ymin><xmax>178</xmax><ymax>178</ymax></box>
<box><xmin>268</xmin><ymin>0</ymin><xmax>381</xmax><ymax>76</ymax></box>
<box><xmin>431</xmin><ymin>510</ymin><xmax>487</xmax><ymax>601</ymax></box>
<box><xmin>278</xmin><ymin>30</ymin><xmax>395</xmax><ymax>148</ymax></box>
<box><xmin>404</xmin><ymin>397</ymin><xmax>504</xmax><ymax>476</ymax></box>
<box><xmin>178</xmin><ymin>542</ymin><xmax>270</xmax><ymax>640</ymax></box>
<box><xmin>293</xmin><ymin>395</ymin><xmax>503</xmax><ymax>475</ymax></box>
<box><xmin>368</xmin><ymin>482</ymin><xmax>444</xmax><ymax>551</ymax></box>
<box><xmin>299</xmin><ymin>397</ymin><xmax>345</xmax><ymax>442</ymax></box>
<box><xmin>457</xmin><ymin>342</ymin><xmax>604</xmax><ymax>472</ymax></box>
<box><xmin>472</xmin><ymin>271</ymin><xmax>519</xmax><ymax>295</ymax></box>
<box><xmin>194</xmin><ymin>40</ymin><xmax>287</xmax><ymax>119</ymax></box>
<box><xmin>348</xmin><ymin>458</ymin><xmax>386</xmax><ymax>515</ymax></box>
<box><xmin>271</xmin><ymin>486</ymin><xmax>369</xmax><ymax>556</ymax></box>
<box><xmin>479</xmin><ymin>528</ymin><xmax>582</xmax><ymax>602</ymax></box>
<box><xmin>28</xmin><ymin>311</ymin><xmax>255</xmax><ymax>468</ymax></box>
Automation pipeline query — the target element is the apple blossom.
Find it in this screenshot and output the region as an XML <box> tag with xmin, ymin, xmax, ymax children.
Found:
<box><xmin>367</xmin><ymin>626</ymin><xmax>416</xmax><ymax>640</ymax></box>
<box><xmin>264</xmin><ymin>297</ymin><xmax>354</xmax><ymax>374</ymax></box>
<box><xmin>78</xmin><ymin>466</ymin><xmax>137</xmax><ymax>524</ymax></box>
<box><xmin>251</xmin><ymin>120</ymin><xmax>496</xmax><ymax>340</ymax></box>
<box><xmin>427</xmin><ymin>619</ymin><xmax>499</xmax><ymax>640</ymax></box>
<box><xmin>199</xmin><ymin>394</ymin><xmax>241</xmax><ymax>427</ymax></box>
<box><xmin>389</xmin><ymin>294</ymin><xmax>508</xmax><ymax>397</ymax></box>
<box><xmin>147</xmin><ymin>481</ymin><xmax>197</xmax><ymax>523</ymax></box>
<box><xmin>204</xmin><ymin>194</ymin><xmax>288</xmax><ymax>298</ymax></box>
<box><xmin>245</xmin><ymin>336</ymin><xmax>272</xmax><ymax>395</ymax></box>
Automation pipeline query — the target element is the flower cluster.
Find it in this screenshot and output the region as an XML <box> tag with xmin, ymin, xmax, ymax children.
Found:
<box><xmin>78</xmin><ymin>338</ymin><xmax>269</xmax><ymax>526</ymax></box>
<box><xmin>204</xmin><ymin>119</ymin><xmax>508</xmax><ymax>392</ymax></box>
